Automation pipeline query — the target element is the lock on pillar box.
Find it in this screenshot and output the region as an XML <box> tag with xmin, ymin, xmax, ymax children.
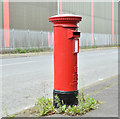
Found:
<box><xmin>49</xmin><ymin>14</ymin><xmax>82</xmax><ymax>107</ymax></box>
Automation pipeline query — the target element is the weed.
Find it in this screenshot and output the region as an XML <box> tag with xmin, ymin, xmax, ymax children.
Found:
<box><xmin>54</xmin><ymin>95</ymin><xmax>61</xmax><ymax>108</ymax></box>
<box><xmin>2</xmin><ymin>91</ymin><xmax>100</xmax><ymax>117</ymax></box>
<box><xmin>2</xmin><ymin>105</ymin><xmax>15</xmax><ymax>118</ymax></box>
<box><xmin>92</xmin><ymin>46</ymin><xmax>96</xmax><ymax>48</ymax></box>
<box><xmin>1</xmin><ymin>48</ymin><xmax>53</xmax><ymax>54</ymax></box>
<box><xmin>54</xmin><ymin>91</ymin><xmax>100</xmax><ymax>116</ymax></box>
<box><xmin>8</xmin><ymin>115</ymin><xmax>15</xmax><ymax>118</ymax></box>
<box><xmin>35</xmin><ymin>96</ymin><xmax>54</xmax><ymax>116</ymax></box>
<box><xmin>54</xmin><ymin>95</ymin><xmax>66</xmax><ymax>114</ymax></box>
<box><xmin>15</xmin><ymin>48</ymin><xmax>26</xmax><ymax>53</ymax></box>
<box><xmin>30</xmin><ymin>48</ymin><xmax>35</xmax><ymax>52</ymax></box>
<box><xmin>34</xmin><ymin>92</ymin><xmax>100</xmax><ymax>116</ymax></box>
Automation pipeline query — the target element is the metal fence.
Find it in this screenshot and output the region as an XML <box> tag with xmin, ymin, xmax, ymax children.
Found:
<box><xmin>1</xmin><ymin>29</ymin><xmax>54</xmax><ymax>50</ymax></box>
<box><xmin>0</xmin><ymin>29</ymin><xmax>118</xmax><ymax>50</ymax></box>
<box><xmin>80</xmin><ymin>33</ymin><xmax>118</xmax><ymax>48</ymax></box>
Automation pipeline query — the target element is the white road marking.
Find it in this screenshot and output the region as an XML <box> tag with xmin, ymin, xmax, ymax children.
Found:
<box><xmin>0</xmin><ymin>61</ymin><xmax>38</xmax><ymax>66</ymax></box>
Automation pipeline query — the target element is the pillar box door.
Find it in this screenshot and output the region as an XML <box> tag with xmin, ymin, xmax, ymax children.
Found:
<box><xmin>49</xmin><ymin>14</ymin><xmax>82</xmax><ymax>107</ymax></box>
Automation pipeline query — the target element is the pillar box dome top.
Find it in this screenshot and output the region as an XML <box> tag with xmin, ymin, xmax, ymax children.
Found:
<box><xmin>49</xmin><ymin>14</ymin><xmax>82</xmax><ymax>24</ymax></box>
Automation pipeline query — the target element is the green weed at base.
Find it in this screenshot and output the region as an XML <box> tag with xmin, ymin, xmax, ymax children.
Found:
<box><xmin>35</xmin><ymin>96</ymin><xmax>55</xmax><ymax>116</ymax></box>
<box><xmin>2</xmin><ymin>91</ymin><xmax>100</xmax><ymax>117</ymax></box>
<box><xmin>2</xmin><ymin>105</ymin><xmax>15</xmax><ymax>118</ymax></box>
<box><xmin>55</xmin><ymin>92</ymin><xmax>100</xmax><ymax>116</ymax></box>
<box><xmin>34</xmin><ymin>91</ymin><xmax>100</xmax><ymax>117</ymax></box>
<box><xmin>54</xmin><ymin>95</ymin><xmax>66</xmax><ymax>114</ymax></box>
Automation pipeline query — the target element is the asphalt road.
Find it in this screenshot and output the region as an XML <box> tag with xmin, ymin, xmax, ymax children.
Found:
<box><xmin>1</xmin><ymin>48</ymin><xmax>118</xmax><ymax>116</ymax></box>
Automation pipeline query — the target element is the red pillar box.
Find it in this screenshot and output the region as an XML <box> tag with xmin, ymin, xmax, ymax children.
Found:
<box><xmin>49</xmin><ymin>14</ymin><xmax>82</xmax><ymax>107</ymax></box>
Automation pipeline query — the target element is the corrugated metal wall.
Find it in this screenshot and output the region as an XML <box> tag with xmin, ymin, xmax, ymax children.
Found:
<box><xmin>2</xmin><ymin>2</ymin><xmax>118</xmax><ymax>34</ymax></box>
<box><xmin>9</xmin><ymin>2</ymin><xmax>57</xmax><ymax>31</ymax></box>
<box><xmin>62</xmin><ymin>2</ymin><xmax>118</xmax><ymax>34</ymax></box>
<box><xmin>62</xmin><ymin>2</ymin><xmax>118</xmax><ymax>47</ymax></box>
<box><xmin>118</xmin><ymin>2</ymin><xmax>120</xmax><ymax>45</ymax></box>
<box><xmin>0</xmin><ymin>2</ymin><xmax>2</xmax><ymax>29</ymax></box>
<box><xmin>1</xmin><ymin>2</ymin><xmax>119</xmax><ymax>49</ymax></box>
<box><xmin>0</xmin><ymin>2</ymin><xmax>2</xmax><ymax>49</ymax></box>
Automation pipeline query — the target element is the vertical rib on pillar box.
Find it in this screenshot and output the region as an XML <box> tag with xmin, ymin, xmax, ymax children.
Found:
<box><xmin>49</xmin><ymin>14</ymin><xmax>82</xmax><ymax>107</ymax></box>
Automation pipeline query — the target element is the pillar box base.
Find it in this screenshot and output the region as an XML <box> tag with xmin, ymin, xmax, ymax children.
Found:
<box><xmin>53</xmin><ymin>90</ymin><xmax>78</xmax><ymax>108</ymax></box>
